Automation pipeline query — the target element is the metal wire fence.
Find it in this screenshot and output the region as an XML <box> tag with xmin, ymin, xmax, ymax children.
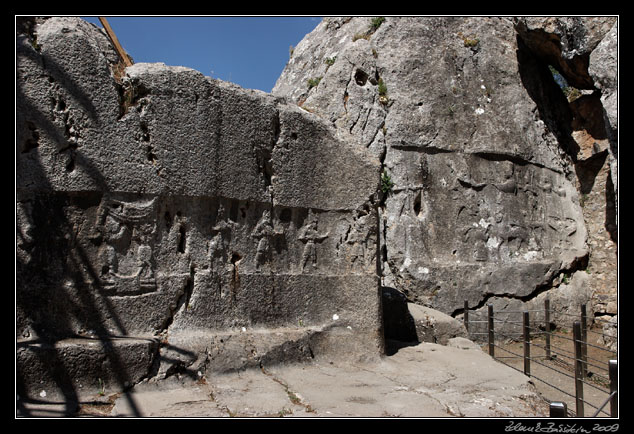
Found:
<box><xmin>463</xmin><ymin>299</ymin><xmax>618</xmax><ymax>418</ymax></box>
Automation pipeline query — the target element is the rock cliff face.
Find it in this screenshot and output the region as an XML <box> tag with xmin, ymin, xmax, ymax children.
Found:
<box><xmin>273</xmin><ymin>16</ymin><xmax>617</xmax><ymax>322</ymax></box>
<box><xmin>16</xmin><ymin>16</ymin><xmax>617</xmax><ymax>401</ymax></box>
<box><xmin>16</xmin><ymin>17</ymin><xmax>382</xmax><ymax>399</ymax></box>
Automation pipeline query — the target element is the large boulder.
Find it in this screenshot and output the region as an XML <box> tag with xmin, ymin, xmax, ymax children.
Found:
<box><xmin>273</xmin><ymin>17</ymin><xmax>617</xmax><ymax>327</ymax></box>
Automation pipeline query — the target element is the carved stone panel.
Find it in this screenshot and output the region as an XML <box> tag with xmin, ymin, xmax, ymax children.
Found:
<box><xmin>94</xmin><ymin>196</ymin><xmax>159</xmax><ymax>296</ymax></box>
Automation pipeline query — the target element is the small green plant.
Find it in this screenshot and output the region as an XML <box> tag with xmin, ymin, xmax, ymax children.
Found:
<box><xmin>370</xmin><ymin>17</ymin><xmax>386</xmax><ymax>31</ymax></box>
<box><xmin>458</xmin><ymin>32</ymin><xmax>479</xmax><ymax>48</ymax></box>
<box><xmin>377</xmin><ymin>78</ymin><xmax>389</xmax><ymax>105</ymax></box>
<box><xmin>564</xmin><ymin>86</ymin><xmax>582</xmax><ymax>102</ymax></box>
<box><xmin>278</xmin><ymin>408</ymin><xmax>293</xmax><ymax>417</ymax></box>
<box><xmin>353</xmin><ymin>31</ymin><xmax>371</xmax><ymax>42</ymax></box>
<box><xmin>307</xmin><ymin>76</ymin><xmax>322</xmax><ymax>89</ymax></box>
<box><xmin>289</xmin><ymin>45</ymin><xmax>295</xmax><ymax>58</ymax></box>
<box><xmin>287</xmin><ymin>390</ymin><xmax>302</xmax><ymax>405</ymax></box>
<box><xmin>463</xmin><ymin>37</ymin><xmax>479</xmax><ymax>48</ymax></box>
<box><xmin>378</xmin><ymin>78</ymin><xmax>387</xmax><ymax>96</ymax></box>
<box><xmin>97</xmin><ymin>378</ymin><xmax>105</xmax><ymax>396</ymax></box>
<box><xmin>29</xmin><ymin>38</ymin><xmax>40</xmax><ymax>51</ymax></box>
<box><xmin>381</xmin><ymin>169</ymin><xmax>394</xmax><ymax>194</ymax></box>
<box><xmin>325</xmin><ymin>56</ymin><xmax>337</xmax><ymax>66</ymax></box>
<box><xmin>354</xmin><ymin>17</ymin><xmax>385</xmax><ymax>42</ymax></box>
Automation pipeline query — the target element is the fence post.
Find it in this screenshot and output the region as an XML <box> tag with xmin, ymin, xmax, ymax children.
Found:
<box><xmin>464</xmin><ymin>300</ymin><xmax>469</xmax><ymax>333</ymax></box>
<box><xmin>488</xmin><ymin>304</ymin><xmax>494</xmax><ymax>358</ymax></box>
<box><xmin>580</xmin><ymin>304</ymin><xmax>588</xmax><ymax>378</ymax></box>
<box><xmin>523</xmin><ymin>311</ymin><xmax>531</xmax><ymax>376</ymax></box>
<box><xmin>550</xmin><ymin>402</ymin><xmax>568</xmax><ymax>417</ymax></box>
<box><xmin>544</xmin><ymin>298</ymin><xmax>551</xmax><ymax>360</ymax></box>
<box><xmin>609</xmin><ymin>359</ymin><xmax>618</xmax><ymax>417</ymax></box>
<box><xmin>573</xmin><ymin>321</ymin><xmax>584</xmax><ymax>417</ymax></box>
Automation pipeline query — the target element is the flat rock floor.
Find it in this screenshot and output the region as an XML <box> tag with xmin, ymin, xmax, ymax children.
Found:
<box><xmin>16</xmin><ymin>339</ymin><xmax>549</xmax><ymax>418</ymax></box>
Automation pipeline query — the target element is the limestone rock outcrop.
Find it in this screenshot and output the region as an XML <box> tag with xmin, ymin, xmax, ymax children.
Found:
<box><xmin>272</xmin><ymin>16</ymin><xmax>617</xmax><ymax>328</ymax></box>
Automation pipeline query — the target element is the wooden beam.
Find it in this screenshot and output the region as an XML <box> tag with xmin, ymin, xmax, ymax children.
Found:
<box><xmin>99</xmin><ymin>17</ymin><xmax>132</xmax><ymax>67</ymax></box>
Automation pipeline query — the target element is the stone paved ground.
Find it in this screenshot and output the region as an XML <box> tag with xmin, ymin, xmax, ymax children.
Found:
<box><xmin>17</xmin><ymin>338</ymin><xmax>550</xmax><ymax>418</ymax></box>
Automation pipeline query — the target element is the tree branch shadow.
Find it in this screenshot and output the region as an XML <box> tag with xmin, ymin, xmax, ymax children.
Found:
<box><xmin>16</xmin><ymin>22</ymin><xmax>168</xmax><ymax>417</ymax></box>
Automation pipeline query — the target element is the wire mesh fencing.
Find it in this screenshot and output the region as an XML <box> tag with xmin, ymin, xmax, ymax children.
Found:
<box><xmin>463</xmin><ymin>299</ymin><xmax>618</xmax><ymax>418</ymax></box>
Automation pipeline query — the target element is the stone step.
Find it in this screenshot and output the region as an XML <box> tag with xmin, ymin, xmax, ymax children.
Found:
<box><xmin>16</xmin><ymin>324</ymin><xmax>371</xmax><ymax>404</ymax></box>
<box><xmin>16</xmin><ymin>336</ymin><xmax>158</xmax><ymax>402</ymax></box>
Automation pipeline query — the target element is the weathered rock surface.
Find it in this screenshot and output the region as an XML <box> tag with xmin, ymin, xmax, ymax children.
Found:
<box><xmin>16</xmin><ymin>17</ymin><xmax>382</xmax><ymax>401</ymax></box>
<box><xmin>18</xmin><ymin>341</ymin><xmax>548</xmax><ymax>418</ymax></box>
<box><xmin>15</xmin><ymin>16</ymin><xmax>617</xmax><ymax>414</ymax></box>
<box><xmin>273</xmin><ymin>16</ymin><xmax>617</xmax><ymax>333</ymax></box>
<box><xmin>409</xmin><ymin>303</ymin><xmax>468</xmax><ymax>345</ymax></box>
<box><xmin>596</xmin><ymin>315</ymin><xmax>617</xmax><ymax>352</ymax></box>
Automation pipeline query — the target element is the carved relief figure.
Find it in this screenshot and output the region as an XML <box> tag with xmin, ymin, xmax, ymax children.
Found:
<box><xmin>207</xmin><ymin>202</ymin><xmax>235</xmax><ymax>265</ymax></box>
<box><xmin>346</xmin><ymin>213</ymin><xmax>371</xmax><ymax>267</ymax></box>
<box><xmin>298</xmin><ymin>219</ymin><xmax>329</xmax><ymax>271</ymax></box>
<box><xmin>208</xmin><ymin>232</ymin><xmax>224</xmax><ymax>262</ymax></box>
<box><xmin>252</xmin><ymin>210</ymin><xmax>283</xmax><ymax>269</ymax></box>
<box><xmin>95</xmin><ymin>197</ymin><xmax>158</xmax><ymax>295</ymax></box>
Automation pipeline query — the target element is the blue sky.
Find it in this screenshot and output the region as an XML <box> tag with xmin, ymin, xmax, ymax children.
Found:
<box><xmin>81</xmin><ymin>16</ymin><xmax>321</xmax><ymax>93</ymax></box>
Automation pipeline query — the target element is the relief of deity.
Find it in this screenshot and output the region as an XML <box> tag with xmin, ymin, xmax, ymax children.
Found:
<box><xmin>298</xmin><ymin>219</ymin><xmax>329</xmax><ymax>271</ymax></box>
<box><xmin>94</xmin><ymin>197</ymin><xmax>158</xmax><ymax>295</ymax></box>
<box><xmin>252</xmin><ymin>210</ymin><xmax>283</xmax><ymax>270</ymax></box>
